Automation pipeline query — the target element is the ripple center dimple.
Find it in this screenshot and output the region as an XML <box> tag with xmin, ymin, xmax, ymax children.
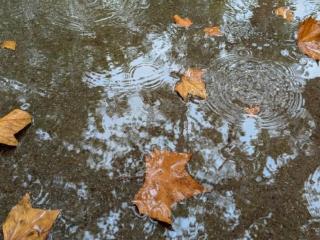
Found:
<box><xmin>206</xmin><ymin>54</ymin><xmax>305</xmax><ymax>129</ymax></box>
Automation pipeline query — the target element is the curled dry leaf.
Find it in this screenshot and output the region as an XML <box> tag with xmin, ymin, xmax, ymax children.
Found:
<box><xmin>297</xmin><ymin>17</ymin><xmax>320</xmax><ymax>60</ymax></box>
<box><xmin>275</xmin><ymin>7</ymin><xmax>294</xmax><ymax>22</ymax></box>
<box><xmin>244</xmin><ymin>105</ymin><xmax>261</xmax><ymax>116</ymax></box>
<box><xmin>0</xmin><ymin>109</ymin><xmax>32</xmax><ymax>146</ymax></box>
<box><xmin>1</xmin><ymin>40</ymin><xmax>16</xmax><ymax>50</ymax></box>
<box><xmin>3</xmin><ymin>193</ymin><xmax>60</xmax><ymax>240</ymax></box>
<box><xmin>174</xmin><ymin>68</ymin><xmax>207</xmax><ymax>101</ymax></box>
<box><xmin>204</xmin><ymin>26</ymin><xmax>223</xmax><ymax>37</ymax></box>
<box><xmin>173</xmin><ymin>15</ymin><xmax>192</xmax><ymax>28</ymax></box>
<box><xmin>133</xmin><ymin>149</ymin><xmax>205</xmax><ymax>224</ymax></box>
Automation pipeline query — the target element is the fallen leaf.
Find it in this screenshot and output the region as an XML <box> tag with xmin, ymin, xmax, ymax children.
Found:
<box><xmin>3</xmin><ymin>193</ymin><xmax>60</xmax><ymax>240</ymax></box>
<box><xmin>297</xmin><ymin>17</ymin><xmax>320</xmax><ymax>60</ymax></box>
<box><xmin>1</xmin><ymin>40</ymin><xmax>16</xmax><ymax>50</ymax></box>
<box><xmin>244</xmin><ymin>105</ymin><xmax>261</xmax><ymax>116</ymax></box>
<box><xmin>175</xmin><ymin>68</ymin><xmax>207</xmax><ymax>101</ymax></box>
<box><xmin>275</xmin><ymin>7</ymin><xmax>294</xmax><ymax>21</ymax></box>
<box><xmin>133</xmin><ymin>149</ymin><xmax>205</xmax><ymax>224</ymax></box>
<box><xmin>0</xmin><ymin>109</ymin><xmax>32</xmax><ymax>146</ymax></box>
<box><xmin>173</xmin><ymin>15</ymin><xmax>192</xmax><ymax>28</ymax></box>
<box><xmin>204</xmin><ymin>26</ymin><xmax>224</xmax><ymax>37</ymax></box>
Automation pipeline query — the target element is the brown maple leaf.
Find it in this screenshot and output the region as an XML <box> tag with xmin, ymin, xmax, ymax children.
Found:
<box><xmin>174</xmin><ymin>68</ymin><xmax>207</xmax><ymax>101</ymax></box>
<box><xmin>173</xmin><ymin>15</ymin><xmax>193</xmax><ymax>28</ymax></box>
<box><xmin>3</xmin><ymin>193</ymin><xmax>60</xmax><ymax>240</ymax></box>
<box><xmin>244</xmin><ymin>105</ymin><xmax>261</xmax><ymax>116</ymax></box>
<box><xmin>275</xmin><ymin>7</ymin><xmax>294</xmax><ymax>22</ymax></box>
<box><xmin>0</xmin><ymin>109</ymin><xmax>32</xmax><ymax>146</ymax></box>
<box><xmin>133</xmin><ymin>149</ymin><xmax>205</xmax><ymax>224</ymax></box>
<box><xmin>297</xmin><ymin>17</ymin><xmax>320</xmax><ymax>60</ymax></box>
<box><xmin>204</xmin><ymin>26</ymin><xmax>224</xmax><ymax>37</ymax></box>
<box><xmin>1</xmin><ymin>40</ymin><xmax>16</xmax><ymax>50</ymax></box>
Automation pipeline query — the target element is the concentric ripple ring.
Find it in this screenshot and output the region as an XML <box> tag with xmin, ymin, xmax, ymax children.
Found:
<box><xmin>206</xmin><ymin>53</ymin><xmax>305</xmax><ymax>130</ymax></box>
<box><xmin>110</xmin><ymin>63</ymin><xmax>165</xmax><ymax>93</ymax></box>
<box><xmin>84</xmin><ymin>62</ymin><xmax>166</xmax><ymax>95</ymax></box>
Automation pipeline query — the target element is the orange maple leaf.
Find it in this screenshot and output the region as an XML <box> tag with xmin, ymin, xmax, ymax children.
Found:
<box><xmin>244</xmin><ymin>105</ymin><xmax>261</xmax><ymax>116</ymax></box>
<box><xmin>204</xmin><ymin>26</ymin><xmax>224</xmax><ymax>37</ymax></box>
<box><xmin>0</xmin><ymin>109</ymin><xmax>32</xmax><ymax>146</ymax></box>
<box><xmin>133</xmin><ymin>149</ymin><xmax>205</xmax><ymax>224</ymax></box>
<box><xmin>3</xmin><ymin>194</ymin><xmax>60</xmax><ymax>240</ymax></box>
<box><xmin>297</xmin><ymin>17</ymin><xmax>320</xmax><ymax>60</ymax></box>
<box><xmin>173</xmin><ymin>15</ymin><xmax>193</xmax><ymax>28</ymax></box>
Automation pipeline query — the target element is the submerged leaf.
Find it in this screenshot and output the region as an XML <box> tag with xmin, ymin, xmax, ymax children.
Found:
<box><xmin>244</xmin><ymin>105</ymin><xmax>261</xmax><ymax>116</ymax></box>
<box><xmin>1</xmin><ymin>40</ymin><xmax>16</xmax><ymax>50</ymax></box>
<box><xmin>297</xmin><ymin>17</ymin><xmax>320</xmax><ymax>60</ymax></box>
<box><xmin>133</xmin><ymin>149</ymin><xmax>205</xmax><ymax>224</ymax></box>
<box><xmin>174</xmin><ymin>68</ymin><xmax>207</xmax><ymax>101</ymax></box>
<box><xmin>0</xmin><ymin>109</ymin><xmax>32</xmax><ymax>146</ymax></box>
<box><xmin>204</xmin><ymin>26</ymin><xmax>223</xmax><ymax>37</ymax></box>
<box><xmin>173</xmin><ymin>15</ymin><xmax>192</xmax><ymax>28</ymax></box>
<box><xmin>275</xmin><ymin>7</ymin><xmax>294</xmax><ymax>21</ymax></box>
<box><xmin>3</xmin><ymin>194</ymin><xmax>60</xmax><ymax>240</ymax></box>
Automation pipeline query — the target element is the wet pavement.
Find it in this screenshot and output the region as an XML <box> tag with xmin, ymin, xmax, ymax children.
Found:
<box><xmin>1</xmin><ymin>0</ymin><xmax>320</xmax><ymax>239</ymax></box>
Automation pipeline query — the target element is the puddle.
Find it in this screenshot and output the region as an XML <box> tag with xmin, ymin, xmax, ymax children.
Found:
<box><xmin>1</xmin><ymin>0</ymin><xmax>320</xmax><ymax>239</ymax></box>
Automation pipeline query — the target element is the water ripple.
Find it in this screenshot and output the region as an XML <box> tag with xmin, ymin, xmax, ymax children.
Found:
<box><xmin>85</xmin><ymin>62</ymin><xmax>166</xmax><ymax>95</ymax></box>
<box><xmin>222</xmin><ymin>0</ymin><xmax>258</xmax><ymax>41</ymax></box>
<box><xmin>0</xmin><ymin>76</ymin><xmax>47</xmax><ymax>97</ymax></box>
<box><xmin>122</xmin><ymin>63</ymin><xmax>165</xmax><ymax>91</ymax></box>
<box><xmin>40</xmin><ymin>0</ymin><xmax>151</xmax><ymax>33</ymax></box>
<box><xmin>206</xmin><ymin>51</ymin><xmax>305</xmax><ymax>130</ymax></box>
<box><xmin>304</xmin><ymin>166</ymin><xmax>320</xmax><ymax>218</ymax></box>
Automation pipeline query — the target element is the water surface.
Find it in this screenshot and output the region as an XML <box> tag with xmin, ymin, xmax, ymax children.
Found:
<box><xmin>1</xmin><ymin>0</ymin><xmax>320</xmax><ymax>239</ymax></box>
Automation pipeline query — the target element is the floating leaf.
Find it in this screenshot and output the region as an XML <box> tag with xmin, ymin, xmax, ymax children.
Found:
<box><xmin>244</xmin><ymin>105</ymin><xmax>261</xmax><ymax>116</ymax></box>
<box><xmin>297</xmin><ymin>17</ymin><xmax>320</xmax><ymax>60</ymax></box>
<box><xmin>174</xmin><ymin>68</ymin><xmax>207</xmax><ymax>101</ymax></box>
<box><xmin>0</xmin><ymin>109</ymin><xmax>32</xmax><ymax>146</ymax></box>
<box><xmin>204</xmin><ymin>26</ymin><xmax>223</xmax><ymax>37</ymax></box>
<box><xmin>3</xmin><ymin>193</ymin><xmax>60</xmax><ymax>240</ymax></box>
<box><xmin>1</xmin><ymin>41</ymin><xmax>16</xmax><ymax>50</ymax></box>
<box><xmin>275</xmin><ymin>7</ymin><xmax>294</xmax><ymax>21</ymax></box>
<box><xmin>173</xmin><ymin>15</ymin><xmax>192</xmax><ymax>28</ymax></box>
<box><xmin>133</xmin><ymin>149</ymin><xmax>205</xmax><ymax>224</ymax></box>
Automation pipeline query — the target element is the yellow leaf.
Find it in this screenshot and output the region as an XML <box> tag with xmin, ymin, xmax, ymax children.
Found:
<box><xmin>0</xmin><ymin>109</ymin><xmax>32</xmax><ymax>146</ymax></box>
<box><xmin>1</xmin><ymin>40</ymin><xmax>17</xmax><ymax>50</ymax></box>
<box><xmin>275</xmin><ymin>7</ymin><xmax>294</xmax><ymax>22</ymax></box>
<box><xmin>174</xmin><ymin>68</ymin><xmax>207</xmax><ymax>101</ymax></box>
<box><xmin>3</xmin><ymin>193</ymin><xmax>60</xmax><ymax>240</ymax></box>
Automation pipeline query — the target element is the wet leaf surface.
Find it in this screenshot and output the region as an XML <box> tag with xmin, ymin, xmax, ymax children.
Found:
<box><xmin>3</xmin><ymin>194</ymin><xmax>60</xmax><ymax>240</ymax></box>
<box><xmin>173</xmin><ymin>15</ymin><xmax>192</xmax><ymax>28</ymax></box>
<box><xmin>0</xmin><ymin>109</ymin><xmax>32</xmax><ymax>146</ymax></box>
<box><xmin>274</xmin><ymin>7</ymin><xmax>294</xmax><ymax>22</ymax></box>
<box><xmin>298</xmin><ymin>17</ymin><xmax>320</xmax><ymax>60</ymax></box>
<box><xmin>133</xmin><ymin>149</ymin><xmax>205</xmax><ymax>224</ymax></box>
<box><xmin>1</xmin><ymin>41</ymin><xmax>16</xmax><ymax>51</ymax></box>
<box><xmin>174</xmin><ymin>68</ymin><xmax>207</xmax><ymax>101</ymax></box>
<box><xmin>204</xmin><ymin>26</ymin><xmax>223</xmax><ymax>37</ymax></box>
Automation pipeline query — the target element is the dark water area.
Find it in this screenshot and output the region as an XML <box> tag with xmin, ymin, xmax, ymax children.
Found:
<box><xmin>1</xmin><ymin>0</ymin><xmax>320</xmax><ymax>239</ymax></box>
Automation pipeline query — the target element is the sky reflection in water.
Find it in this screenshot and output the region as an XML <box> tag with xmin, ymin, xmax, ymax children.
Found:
<box><xmin>1</xmin><ymin>0</ymin><xmax>320</xmax><ymax>239</ymax></box>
